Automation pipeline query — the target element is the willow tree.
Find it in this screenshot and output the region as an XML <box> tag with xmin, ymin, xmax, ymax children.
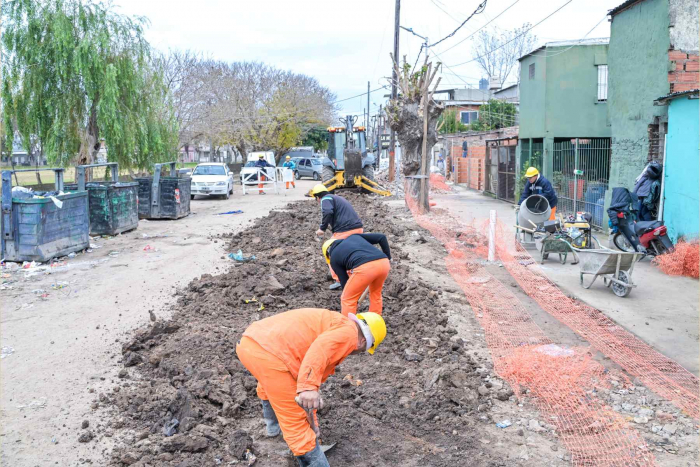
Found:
<box><xmin>2</xmin><ymin>0</ymin><xmax>178</xmax><ymax>171</ymax></box>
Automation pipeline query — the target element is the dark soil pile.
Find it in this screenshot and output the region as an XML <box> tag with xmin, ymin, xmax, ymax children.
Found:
<box><xmin>106</xmin><ymin>193</ymin><xmax>507</xmax><ymax>466</ymax></box>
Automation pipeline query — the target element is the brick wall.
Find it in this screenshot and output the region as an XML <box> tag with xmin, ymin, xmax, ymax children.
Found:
<box><xmin>669</xmin><ymin>50</ymin><xmax>700</xmax><ymax>93</ymax></box>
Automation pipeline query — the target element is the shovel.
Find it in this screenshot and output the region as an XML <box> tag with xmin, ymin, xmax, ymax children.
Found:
<box><xmin>295</xmin><ymin>396</ymin><xmax>337</xmax><ymax>453</ymax></box>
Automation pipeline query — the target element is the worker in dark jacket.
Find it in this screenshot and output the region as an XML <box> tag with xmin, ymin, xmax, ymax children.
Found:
<box><xmin>518</xmin><ymin>167</ymin><xmax>558</xmax><ymax>220</ymax></box>
<box><xmin>322</xmin><ymin>233</ymin><xmax>391</xmax><ymax>317</ymax></box>
<box><xmin>255</xmin><ymin>154</ymin><xmax>275</xmax><ymax>195</ymax></box>
<box><xmin>632</xmin><ymin>161</ymin><xmax>662</xmax><ymax>221</ymax></box>
<box><xmin>310</xmin><ymin>184</ymin><xmax>364</xmax><ymax>290</ymax></box>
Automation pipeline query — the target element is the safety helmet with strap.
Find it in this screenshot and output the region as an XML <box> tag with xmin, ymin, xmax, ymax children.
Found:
<box><xmin>322</xmin><ymin>238</ymin><xmax>337</xmax><ymax>264</ymax></box>
<box><xmin>258</xmin><ymin>153</ymin><xmax>265</xmax><ymax>158</ymax></box>
<box><xmin>354</xmin><ymin>312</ymin><xmax>387</xmax><ymax>355</ymax></box>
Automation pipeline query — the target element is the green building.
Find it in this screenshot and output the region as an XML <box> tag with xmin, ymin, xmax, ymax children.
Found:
<box><xmin>517</xmin><ymin>39</ymin><xmax>611</xmax><ymax>227</ymax></box>
<box><xmin>607</xmin><ymin>0</ymin><xmax>698</xmax><ymax>217</ymax></box>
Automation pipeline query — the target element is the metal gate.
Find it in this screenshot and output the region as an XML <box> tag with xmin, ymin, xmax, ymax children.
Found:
<box><xmin>552</xmin><ymin>137</ymin><xmax>611</xmax><ymax>227</ymax></box>
<box><xmin>485</xmin><ymin>147</ymin><xmax>498</xmax><ymax>195</ymax></box>
<box><xmin>487</xmin><ymin>137</ymin><xmax>517</xmax><ymax>202</ymax></box>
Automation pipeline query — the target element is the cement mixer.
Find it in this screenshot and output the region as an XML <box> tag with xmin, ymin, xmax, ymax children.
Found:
<box><xmin>516</xmin><ymin>194</ymin><xmax>552</xmax><ymax>245</ymax></box>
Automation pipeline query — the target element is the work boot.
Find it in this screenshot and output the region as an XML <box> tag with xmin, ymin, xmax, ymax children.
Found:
<box><xmin>261</xmin><ymin>400</ymin><xmax>280</xmax><ymax>437</ymax></box>
<box><xmin>296</xmin><ymin>443</ymin><xmax>330</xmax><ymax>467</ymax></box>
<box><xmin>329</xmin><ymin>282</ymin><xmax>341</xmax><ymax>291</ymax></box>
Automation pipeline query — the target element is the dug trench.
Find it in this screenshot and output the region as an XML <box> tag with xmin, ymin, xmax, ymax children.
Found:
<box><xmin>101</xmin><ymin>193</ymin><xmax>570</xmax><ymax>466</ymax></box>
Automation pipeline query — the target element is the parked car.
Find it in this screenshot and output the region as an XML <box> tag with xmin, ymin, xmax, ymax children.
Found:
<box><xmin>178</xmin><ymin>167</ymin><xmax>193</xmax><ymax>176</ymax></box>
<box><xmin>240</xmin><ymin>161</ymin><xmax>262</xmax><ymax>183</ymax></box>
<box><xmin>190</xmin><ymin>163</ymin><xmax>234</xmax><ymax>199</ymax></box>
<box><xmin>293</xmin><ymin>157</ymin><xmax>324</xmax><ymax>180</ymax></box>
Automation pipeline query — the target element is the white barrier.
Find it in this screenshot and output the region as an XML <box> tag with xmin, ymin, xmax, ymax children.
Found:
<box><xmin>241</xmin><ymin>168</ymin><xmax>279</xmax><ymax>195</ymax></box>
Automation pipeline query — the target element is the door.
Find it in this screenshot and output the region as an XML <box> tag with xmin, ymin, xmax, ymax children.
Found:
<box><xmin>497</xmin><ymin>146</ymin><xmax>516</xmax><ymax>202</ymax></box>
<box><xmin>486</xmin><ymin>146</ymin><xmax>499</xmax><ymax>195</ymax></box>
<box><xmin>552</xmin><ymin>138</ymin><xmax>611</xmax><ymax>227</ymax></box>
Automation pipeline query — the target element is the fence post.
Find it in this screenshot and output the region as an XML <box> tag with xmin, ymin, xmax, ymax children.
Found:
<box><xmin>488</xmin><ymin>210</ymin><xmax>496</xmax><ymax>262</ymax></box>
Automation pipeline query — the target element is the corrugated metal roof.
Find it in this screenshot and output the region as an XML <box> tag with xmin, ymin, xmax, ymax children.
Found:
<box><xmin>519</xmin><ymin>38</ymin><xmax>609</xmax><ymax>61</ymax></box>
<box><xmin>608</xmin><ymin>0</ymin><xmax>644</xmax><ymax>17</ymax></box>
<box><xmin>655</xmin><ymin>89</ymin><xmax>700</xmax><ymax>102</ymax></box>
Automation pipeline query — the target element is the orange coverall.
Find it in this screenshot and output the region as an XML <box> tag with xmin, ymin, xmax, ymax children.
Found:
<box><xmin>328</xmin><ymin>228</ymin><xmax>364</xmax><ymax>281</ymax></box>
<box><xmin>549</xmin><ymin>206</ymin><xmax>557</xmax><ymax>221</ymax></box>
<box><xmin>341</xmin><ymin>258</ymin><xmax>391</xmax><ymax>316</ymax></box>
<box><xmin>236</xmin><ymin>308</ymin><xmax>358</xmax><ymax>456</ymax></box>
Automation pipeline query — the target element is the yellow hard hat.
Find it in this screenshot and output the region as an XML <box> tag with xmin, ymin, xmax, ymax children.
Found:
<box><xmin>322</xmin><ymin>238</ymin><xmax>337</xmax><ymax>264</ymax></box>
<box><xmin>285</xmin><ymin>155</ymin><xmax>291</xmax><ymax>160</ymax></box>
<box><xmin>258</xmin><ymin>153</ymin><xmax>264</xmax><ymax>158</ymax></box>
<box><xmin>311</xmin><ymin>184</ymin><xmax>329</xmax><ymax>197</ymax></box>
<box><xmin>356</xmin><ymin>312</ymin><xmax>387</xmax><ymax>355</ymax></box>
<box><xmin>525</xmin><ymin>167</ymin><xmax>539</xmax><ymax>178</ymax></box>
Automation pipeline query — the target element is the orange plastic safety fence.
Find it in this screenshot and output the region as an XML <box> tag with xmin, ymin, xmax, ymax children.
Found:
<box><xmin>495</xmin><ymin>228</ymin><xmax>700</xmax><ymax>420</ymax></box>
<box><xmin>429</xmin><ymin>173</ymin><xmax>452</xmax><ymax>192</ymax></box>
<box><xmin>652</xmin><ymin>240</ymin><xmax>699</xmax><ymax>279</ymax></box>
<box><xmin>404</xmin><ymin>188</ymin><xmax>655</xmax><ymax>466</ymax></box>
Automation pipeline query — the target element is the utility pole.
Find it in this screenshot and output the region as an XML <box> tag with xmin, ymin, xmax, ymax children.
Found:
<box><xmin>389</xmin><ymin>0</ymin><xmax>400</xmax><ymax>182</ymax></box>
<box><xmin>367</xmin><ymin>81</ymin><xmax>370</xmax><ymax>130</ymax></box>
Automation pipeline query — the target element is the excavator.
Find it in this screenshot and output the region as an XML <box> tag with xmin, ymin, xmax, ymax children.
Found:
<box><xmin>310</xmin><ymin>115</ymin><xmax>391</xmax><ymax>197</ymax></box>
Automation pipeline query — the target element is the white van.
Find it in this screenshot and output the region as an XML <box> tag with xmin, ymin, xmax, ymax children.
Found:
<box><xmin>247</xmin><ymin>151</ymin><xmax>275</xmax><ymax>166</ymax></box>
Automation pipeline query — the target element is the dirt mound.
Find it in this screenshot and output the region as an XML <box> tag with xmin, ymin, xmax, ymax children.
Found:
<box><xmin>104</xmin><ymin>193</ymin><xmax>505</xmax><ymax>466</ymax></box>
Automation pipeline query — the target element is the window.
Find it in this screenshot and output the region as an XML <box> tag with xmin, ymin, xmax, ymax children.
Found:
<box><xmin>597</xmin><ymin>65</ymin><xmax>608</xmax><ymax>101</ymax></box>
<box><xmin>460</xmin><ymin>111</ymin><xmax>479</xmax><ymax>124</ymax></box>
<box><xmin>529</xmin><ymin>63</ymin><xmax>535</xmax><ymax>80</ymax></box>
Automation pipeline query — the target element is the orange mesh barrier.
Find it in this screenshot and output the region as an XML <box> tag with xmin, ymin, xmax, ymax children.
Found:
<box><xmin>429</xmin><ymin>173</ymin><xmax>452</xmax><ymax>192</ymax></box>
<box><xmin>652</xmin><ymin>240</ymin><xmax>699</xmax><ymax>279</ymax></box>
<box><xmin>405</xmin><ymin>187</ymin><xmax>655</xmax><ymax>466</ymax></box>
<box><xmin>496</xmin><ymin>229</ymin><xmax>700</xmax><ymax>420</ymax></box>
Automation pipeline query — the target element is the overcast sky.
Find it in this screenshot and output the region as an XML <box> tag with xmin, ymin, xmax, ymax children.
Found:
<box><xmin>113</xmin><ymin>0</ymin><xmax>620</xmax><ymax>120</ymax></box>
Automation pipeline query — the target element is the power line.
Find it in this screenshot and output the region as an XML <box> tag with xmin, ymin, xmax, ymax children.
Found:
<box><xmin>438</xmin><ymin>0</ymin><xmax>522</xmax><ymax>55</ymax></box>
<box><xmin>449</xmin><ymin>0</ymin><xmax>574</xmax><ymax>68</ymax></box>
<box><xmin>524</xmin><ymin>17</ymin><xmax>608</xmax><ymax>60</ymax></box>
<box><xmin>333</xmin><ymin>86</ymin><xmax>388</xmax><ymax>104</ymax></box>
<box><xmin>429</xmin><ymin>0</ymin><xmax>488</xmax><ymax>49</ymax></box>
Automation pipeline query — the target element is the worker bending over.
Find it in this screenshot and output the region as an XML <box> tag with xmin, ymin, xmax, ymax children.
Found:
<box><xmin>282</xmin><ymin>155</ymin><xmax>297</xmax><ymax>189</ymax></box>
<box><xmin>518</xmin><ymin>167</ymin><xmax>558</xmax><ymax>220</ymax></box>
<box><xmin>311</xmin><ymin>184</ymin><xmax>364</xmax><ymax>290</ymax></box>
<box><xmin>255</xmin><ymin>154</ymin><xmax>275</xmax><ymax>195</ymax></box>
<box><xmin>236</xmin><ymin>308</ymin><xmax>386</xmax><ymax>467</ymax></box>
<box><xmin>323</xmin><ymin>233</ymin><xmax>391</xmax><ymax>316</ymax></box>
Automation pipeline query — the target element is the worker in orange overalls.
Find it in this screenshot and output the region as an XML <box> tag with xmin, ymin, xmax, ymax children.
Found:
<box><xmin>322</xmin><ymin>233</ymin><xmax>391</xmax><ymax>317</ymax></box>
<box><xmin>236</xmin><ymin>308</ymin><xmax>386</xmax><ymax>467</ymax></box>
<box><xmin>282</xmin><ymin>155</ymin><xmax>297</xmax><ymax>189</ymax></box>
<box><xmin>311</xmin><ymin>184</ymin><xmax>364</xmax><ymax>290</ymax></box>
<box><xmin>255</xmin><ymin>153</ymin><xmax>275</xmax><ymax>195</ymax></box>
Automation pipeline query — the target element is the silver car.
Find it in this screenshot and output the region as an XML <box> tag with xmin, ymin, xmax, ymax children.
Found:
<box><xmin>293</xmin><ymin>157</ymin><xmax>323</xmax><ymax>180</ymax></box>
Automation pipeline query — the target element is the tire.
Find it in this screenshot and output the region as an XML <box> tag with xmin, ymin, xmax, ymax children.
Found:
<box><xmin>190</xmin><ymin>195</ymin><xmax>195</xmax><ymax>200</ymax></box>
<box><xmin>613</xmin><ymin>233</ymin><xmax>634</xmax><ymax>252</ymax></box>
<box><xmin>322</xmin><ymin>166</ymin><xmax>336</xmax><ymax>184</ymax></box>
<box><xmin>651</xmin><ymin>238</ymin><xmax>672</xmax><ymax>256</ymax></box>
<box><xmin>611</xmin><ymin>270</ymin><xmax>632</xmax><ymax>297</ymax></box>
<box><xmin>225</xmin><ymin>189</ymin><xmax>230</xmax><ymax>200</ymax></box>
<box><xmin>362</xmin><ymin>165</ymin><xmax>375</xmax><ymax>181</ymax></box>
<box><xmin>313</xmin><ymin>171</ymin><xmax>320</xmax><ymax>181</ymax></box>
<box><xmin>294</xmin><ymin>170</ymin><xmax>301</xmax><ymax>180</ymax></box>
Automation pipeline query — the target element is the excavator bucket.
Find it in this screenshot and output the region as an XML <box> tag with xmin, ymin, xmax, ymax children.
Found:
<box><xmin>353</xmin><ymin>175</ymin><xmax>392</xmax><ymax>196</ymax></box>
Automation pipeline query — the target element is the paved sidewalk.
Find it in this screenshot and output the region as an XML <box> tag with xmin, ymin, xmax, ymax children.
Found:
<box><xmin>432</xmin><ymin>186</ymin><xmax>699</xmax><ymax>375</ymax></box>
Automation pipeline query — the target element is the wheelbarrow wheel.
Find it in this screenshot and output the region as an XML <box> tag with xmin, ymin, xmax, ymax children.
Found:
<box><xmin>611</xmin><ymin>271</ymin><xmax>632</xmax><ymax>297</ymax></box>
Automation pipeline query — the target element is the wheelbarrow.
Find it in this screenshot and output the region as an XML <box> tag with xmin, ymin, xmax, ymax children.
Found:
<box><xmin>571</xmin><ymin>246</ymin><xmax>643</xmax><ymax>297</ymax></box>
<box><xmin>535</xmin><ymin>233</ymin><xmax>578</xmax><ymax>265</ymax></box>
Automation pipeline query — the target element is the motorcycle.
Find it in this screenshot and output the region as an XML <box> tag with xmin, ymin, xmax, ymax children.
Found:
<box><xmin>608</xmin><ymin>186</ymin><xmax>674</xmax><ymax>257</ymax></box>
<box><xmin>611</xmin><ymin>212</ymin><xmax>674</xmax><ymax>256</ymax></box>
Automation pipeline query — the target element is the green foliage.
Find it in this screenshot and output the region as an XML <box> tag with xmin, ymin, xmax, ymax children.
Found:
<box><xmin>2</xmin><ymin>0</ymin><xmax>178</xmax><ymax>170</ymax></box>
<box><xmin>472</xmin><ymin>99</ymin><xmax>517</xmax><ymax>131</ymax></box>
<box><xmin>302</xmin><ymin>126</ymin><xmax>329</xmax><ymax>152</ymax></box>
<box><xmin>437</xmin><ymin>110</ymin><xmax>469</xmax><ymax>134</ymax></box>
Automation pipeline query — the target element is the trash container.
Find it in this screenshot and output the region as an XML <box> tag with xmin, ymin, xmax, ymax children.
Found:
<box><xmin>1</xmin><ymin>169</ymin><xmax>89</xmax><ymax>262</ymax></box>
<box><xmin>65</xmin><ymin>163</ymin><xmax>139</xmax><ymax>236</ymax></box>
<box><xmin>134</xmin><ymin>162</ymin><xmax>191</xmax><ymax>220</ymax></box>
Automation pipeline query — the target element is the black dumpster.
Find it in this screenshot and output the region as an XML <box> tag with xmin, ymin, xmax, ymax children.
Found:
<box><xmin>134</xmin><ymin>162</ymin><xmax>191</xmax><ymax>219</ymax></box>
<box><xmin>65</xmin><ymin>163</ymin><xmax>139</xmax><ymax>236</ymax></box>
<box><xmin>1</xmin><ymin>169</ymin><xmax>89</xmax><ymax>262</ymax></box>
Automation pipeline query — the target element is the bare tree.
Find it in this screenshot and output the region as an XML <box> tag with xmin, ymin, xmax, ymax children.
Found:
<box><xmin>472</xmin><ymin>23</ymin><xmax>537</xmax><ymax>84</ymax></box>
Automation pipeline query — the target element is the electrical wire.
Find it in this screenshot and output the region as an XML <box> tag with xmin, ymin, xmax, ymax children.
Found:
<box><xmin>429</xmin><ymin>0</ymin><xmax>488</xmax><ymax>48</ymax></box>
<box><xmin>449</xmin><ymin>0</ymin><xmax>574</xmax><ymax>68</ymax></box>
<box><xmin>523</xmin><ymin>16</ymin><xmax>608</xmax><ymax>60</ymax></box>
<box><xmin>437</xmin><ymin>0</ymin><xmax>522</xmax><ymax>55</ymax></box>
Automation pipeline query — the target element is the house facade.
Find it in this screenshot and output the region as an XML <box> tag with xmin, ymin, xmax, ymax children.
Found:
<box><xmin>653</xmin><ymin>89</ymin><xmax>699</xmax><ymax>242</ymax></box>
<box><xmin>606</xmin><ymin>0</ymin><xmax>698</xmax><ymax>212</ymax></box>
<box><xmin>517</xmin><ymin>38</ymin><xmax>612</xmax><ymax>226</ymax></box>
<box><xmin>437</xmin><ymin>88</ymin><xmax>491</xmax><ymax>125</ymax></box>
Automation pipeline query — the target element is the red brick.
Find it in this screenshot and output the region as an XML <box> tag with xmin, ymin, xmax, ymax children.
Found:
<box><xmin>668</xmin><ymin>71</ymin><xmax>700</xmax><ymax>83</ymax></box>
<box><xmin>669</xmin><ymin>50</ymin><xmax>688</xmax><ymax>61</ymax></box>
<box><xmin>671</xmin><ymin>83</ymin><xmax>698</xmax><ymax>92</ymax></box>
<box><xmin>685</xmin><ymin>61</ymin><xmax>699</xmax><ymax>72</ymax></box>
<box><xmin>675</xmin><ymin>61</ymin><xmax>685</xmax><ymax>71</ymax></box>
<box><xmin>689</xmin><ymin>54</ymin><xmax>699</xmax><ymax>61</ymax></box>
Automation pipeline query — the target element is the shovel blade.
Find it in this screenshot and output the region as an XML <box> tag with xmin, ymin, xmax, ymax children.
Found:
<box><xmin>321</xmin><ymin>443</ymin><xmax>337</xmax><ymax>453</ymax></box>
